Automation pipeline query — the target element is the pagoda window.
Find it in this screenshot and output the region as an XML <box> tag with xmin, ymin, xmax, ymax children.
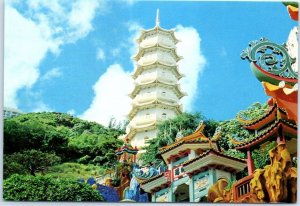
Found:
<box><xmin>162</xmin><ymin>91</ymin><xmax>166</xmax><ymax>96</ymax></box>
<box><xmin>162</xmin><ymin>113</ymin><xmax>167</xmax><ymax>119</ymax></box>
<box><xmin>144</xmin><ymin>136</ymin><xmax>149</xmax><ymax>142</ymax></box>
<box><xmin>146</xmin><ymin>113</ymin><xmax>150</xmax><ymax>118</ymax></box>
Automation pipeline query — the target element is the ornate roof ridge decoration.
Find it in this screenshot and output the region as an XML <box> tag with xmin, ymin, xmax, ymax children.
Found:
<box><xmin>241</xmin><ymin>37</ymin><xmax>298</xmax><ymax>84</ymax></box>
<box><xmin>234</xmin><ymin>119</ymin><xmax>297</xmax><ymax>150</ymax></box>
<box><xmin>133</xmin><ymin>166</ymin><xmax>160</xmax><ymax>181</ymax></box>
<box><xmin>211</xmin><ymin>126</ymin><xmax>222</xmax><ymax>141</ymax></box>
<box><xmin>159</xmin><ymin>121</ymin><xmax>221</xmax><ymax>154</ymax></box>
<box><xmin>237</xmin><ymin>104</ymin><xmax>277</xmax><ymax>128</ymax></box>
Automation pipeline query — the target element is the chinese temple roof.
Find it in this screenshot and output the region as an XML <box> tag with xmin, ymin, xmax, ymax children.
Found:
<box><xmin>115</xmin><ymin>137</ymin><xmax>138</xmax><ymax>155</ymax></box>
<box><xmin>237</xmin><ymin>104</ymin><xmax>277</xmax><ymax>130</ymax></box>
<box><xmin>234</xmin><ymin>119</ymin><xmax>297</xmax><ymax>151</ymax></box>
<box><xmin>159</xmin><ymin>121</ymin><xmax>212</xmax><ymax>154</ymax></box>
<box><xmin>140</xmin><ymin>148</ymin><xmax>246</xmax><ymax>193</ymax></box>
<box><xmin>262</xmin><ymin>81</ymin><xmax>298</xmax><ymax>123</ymax></box>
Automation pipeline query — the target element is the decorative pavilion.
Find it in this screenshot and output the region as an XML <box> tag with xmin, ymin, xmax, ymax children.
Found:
<box><xmin>139</xmin><ymin>121</ymin><xmax>246</xmax><ymax>202</ymax></box>
<box><xmin>120</xmin><ymin>10</ymin><xmax>186</xmax><ymax>152</ymax></box>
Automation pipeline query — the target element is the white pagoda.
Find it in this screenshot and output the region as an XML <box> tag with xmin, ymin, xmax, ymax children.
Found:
<box><xmin>123</xmin><ymin>10</ymin><xmax>186</xmax><ymax>151</ymax></box>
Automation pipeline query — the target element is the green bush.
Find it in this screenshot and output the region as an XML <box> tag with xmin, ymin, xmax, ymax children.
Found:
<box><xmin>3</xmin><ymin>174</ymin><xmax>103</xmax><ymax>201</ymax></box>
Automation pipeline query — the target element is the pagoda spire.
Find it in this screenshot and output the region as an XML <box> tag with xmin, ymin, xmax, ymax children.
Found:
<box><xmin>156</xmin><ymin>9</ymin><xmax>160</xmax><ymax>27</ymax></box>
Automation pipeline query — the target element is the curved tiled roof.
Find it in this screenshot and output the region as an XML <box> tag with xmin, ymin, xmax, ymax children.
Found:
<box><xmin>235</xmin><ymin>119</ymin><xmax>297</xmax><ymax>150</ymax></box>
<box><xmin>237</xmin><ymin>104</ymin><xmax>277</xmax><ymax>129</ymax></box>
<box><xmin>139</xmin><ymin>173</ymin><xmax>164</xmax><ymax>185</ymax></box>
<box><xmin>159</xmin><ymin>139</ymin><xmax>211</xmax><ymax>154</ymax></box>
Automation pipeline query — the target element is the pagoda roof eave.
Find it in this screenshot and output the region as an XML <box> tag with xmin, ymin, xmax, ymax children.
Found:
<box><xmin>129</xmin><ymin>82</ymin><xmax>186</xmax><ymax>99</ymax></box>
<box><xmin>126</xmin><ymin>125</ymin><xmax>156</xmax><ymax>140</ymax></box>
<box><xmin>136</xmin><ymin>26</ymin><xmax>180</xmax><ymax>44</ymax></box>
<box><xmin>133</xmin><ymin>46</ymin><xmax>182</xmax><ymax>62</ymax></box>
<box><xmin>237</xmin><ymin>104</ymin><xmax>277</xmax><ymax>130</ymax></box>
<box><xmin>132</xmin><ymin>62</ymin><xmax>184</xmax><ymax>80</ymax></box>
<box><xmin>235</xmin><ymin>119</ymin><xmax>297</xmax><ymax>151</ymax></box>
<box><xmin>128</xmin><ymin>102</ymin><xmax>182</xmax><ymax>120</ymax></box>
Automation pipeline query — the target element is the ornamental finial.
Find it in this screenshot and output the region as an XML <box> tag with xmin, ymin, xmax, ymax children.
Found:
<box><xmin>156</xmin><ymin>9</ymin><xmax>160</xmax><ymax>26</ymax></box>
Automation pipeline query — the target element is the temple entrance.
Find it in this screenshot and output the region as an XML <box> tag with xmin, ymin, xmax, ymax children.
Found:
<box><xmin>174</xmin><ymin>183</ymin><xmax>190</xmax><ymax>202</ymax></box>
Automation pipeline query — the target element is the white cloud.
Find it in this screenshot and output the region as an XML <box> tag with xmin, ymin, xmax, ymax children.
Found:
<box><xmin>41</xmin><ymin>67</ymin><xmax>63</xmax><ymax>81</ymax></box>
<box><xmin>67</xmin><ymin>109</ymin><xmax>76</xmax><ymax>116</ymax></box>
<box><xmin>31</xmin><ymin>101</ymin><xmax>53</xmax><ymax>112</ymax></box>
<box><xmin>4</xmin><ymin>1</ymin><xmax>104</xmax><ymax>109</ymax></box>
<box><xmin>4</xmin><ymin>7</ymin><xmax>47</xmax><ymax>108</ymax></box>
<box><xmin>175</xmin><ymin>25</ymin><xmax>206</xmax><ymax>111</ymax></box>
<box><xmin>96</xmin><ymin>48</ymin><xmax>106</xmax><ymax>61</ymax></box>
<box><xmin>68</xmin><ymin>0</ymin><xmax>101</xmax><ymax>41</ymax></box>
<box><xmin>127</xmin><ymin>21</ymin><xmax>142</xmax><ymax>56</ymax></box>
<box><xmin>80</xmin><ymin>64</ymin><xmax>133</xmax><ymax>126</ymax></box>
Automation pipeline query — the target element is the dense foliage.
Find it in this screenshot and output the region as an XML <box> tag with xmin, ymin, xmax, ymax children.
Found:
<box><xmin>46</xmin><ymin>162</ymin><xmax>106</xmax><ymax>179</ymax></box>
<box><xmin>3</xmin><ymin>174</ymin><xmax>103</xmax><ymax>201</ymax></box>
<box><xmin>4</xmin><ymin>112</ymin><xmax>123</xmax><ymax>165</ymax></box>
<box><xmin>139</xmin><ymin>112</ymin><xmax>219</xmax><ymax>165</ymax></box>
<box><xmin>4</xmin><ymin>149</ymin><xmax>61</xmax><ymax>178</ymax></box>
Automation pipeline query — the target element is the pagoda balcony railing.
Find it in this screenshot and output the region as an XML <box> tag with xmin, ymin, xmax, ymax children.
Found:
<box><xmin>232</xmin><ymin>174</ymin><xmax>254</xmax><ymax>202</ymax></box>
<box><xmin>137</xmin><ymin>73</ymin><xmax>177</xmax><ymax>85</ymax></box>
<box><xmin>140</xmin><ymin>35</ymin><xmax>175</xmax><ymax>49</ymax></box>
<box><xmin>138</xmin><ymin>54</ymin><xmax>176</xmax><ymax>66</ymax></box>
<box><xmin>132</xmin><ymin>93</ymin><xmax>178</xmax><ymax>106</ymax></box>
<box><xmin>129</xmin><ymin>115</ymin><xmax>157</xmax><ymax>128</ymax></box>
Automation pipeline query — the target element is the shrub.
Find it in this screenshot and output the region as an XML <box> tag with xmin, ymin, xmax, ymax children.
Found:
<box><xmin>3</xmin><ymin>174</ymin><xmax>103</xmax><ymax>201</ymax></box>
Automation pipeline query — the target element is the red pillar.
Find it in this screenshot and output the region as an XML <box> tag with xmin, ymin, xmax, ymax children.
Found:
<box><xmin>277</xmin><ymin>125</ymin><xmax>286</xmax><ymax>144</ymax></box>
<box><xmin>247</xmin><ymin>149</ymin><xmax>255</xmax><ymax>175</ymax></box>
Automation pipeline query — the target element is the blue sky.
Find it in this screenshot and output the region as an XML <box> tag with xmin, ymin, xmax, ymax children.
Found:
<box><xmin>4</xmin><ymin>0</ymin><xmax>297</xmax><ymax>126</ymax></box>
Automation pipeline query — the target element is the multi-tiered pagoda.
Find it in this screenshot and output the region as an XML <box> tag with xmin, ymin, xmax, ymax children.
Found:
<box><xmin>124</xmin><ymin>10</ymin><xmax>186</xmax><ymax>150</ymax></box>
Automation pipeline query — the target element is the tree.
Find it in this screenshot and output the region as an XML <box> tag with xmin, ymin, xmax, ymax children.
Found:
<box><xmin>4</xmin><ymin>112</ymin><xmax>124</xmax><ymax>164</ymax></box>
<box><xmin>139</xmin><ymin>112</ymin><xmax>218</xmax><ymax>166</ymax></box>
<box><xmin>3</xmin><ymin>174</ymin><xmax>103</xmax><ymax>201</ymax></box>
<box><xmin>4</xmin><ymin>150</ymin><xmax>61</xmax><ymax>178</ymax></box>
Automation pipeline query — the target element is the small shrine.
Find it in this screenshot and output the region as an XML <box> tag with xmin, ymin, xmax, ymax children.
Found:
<box><xmin>138</xmin><ymin>121</ymin><xmax>246</xmax><ymax>202</ymax></box>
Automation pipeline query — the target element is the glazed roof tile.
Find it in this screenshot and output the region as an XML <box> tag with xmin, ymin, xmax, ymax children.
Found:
<box><xmin>237</xmin><ymin>104</ymin><xmax>277</xmax><ymax>129</ymax></box>
<box><xmin>235</xmin><ymin>119</ymin><xmax>297</xmax><ymax>150</ymax></box>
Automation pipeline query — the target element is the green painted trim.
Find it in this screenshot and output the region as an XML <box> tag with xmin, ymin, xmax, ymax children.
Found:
<box><xmin>173</xmin><ymin>156</ymin><xmax>188</xmax><ymax>167</ymax></box>
<box><xmin>173</xmin><ymin>176</ymin><xmax>189</xmax><ymax>187</ymax></box>
<box><xmin>189</xmin><ymin>178</ymin><xmax>194</xmax><ymax>202</ymax></box>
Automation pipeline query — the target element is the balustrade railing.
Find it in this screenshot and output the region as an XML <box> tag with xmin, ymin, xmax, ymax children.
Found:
<box><xmin>232</xmin><ymin>174</ymin><xmax>254</xmax><ymax>201</ymax></box>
